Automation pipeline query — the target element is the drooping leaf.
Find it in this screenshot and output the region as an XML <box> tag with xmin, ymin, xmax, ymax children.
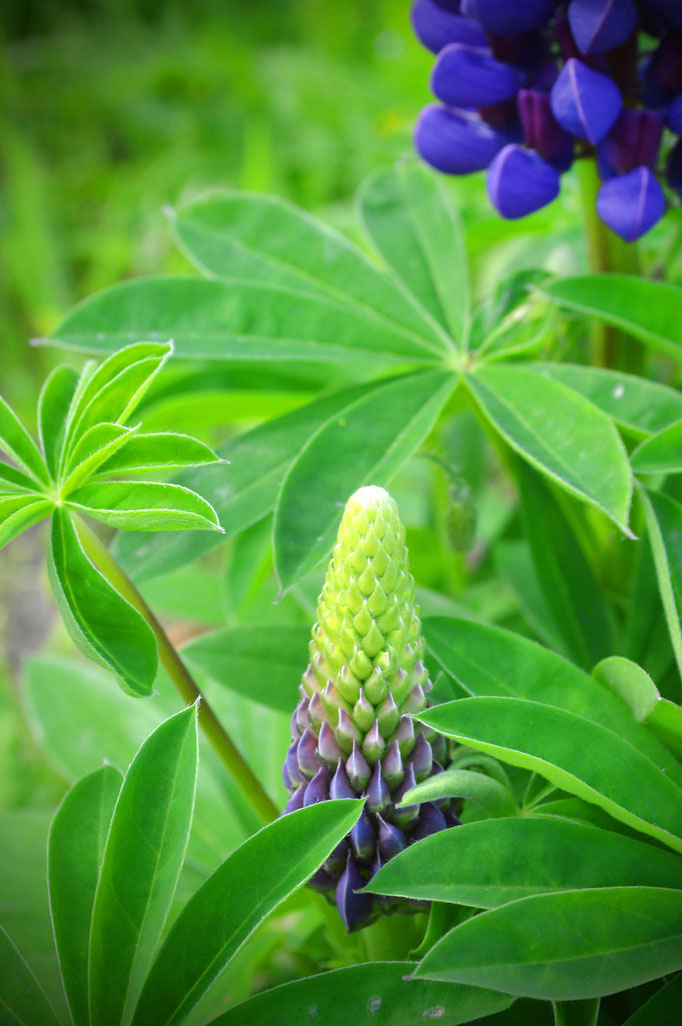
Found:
<box><xmin>47</xmin><ymin>508</ymin><xmax>158</xmax><ymax>696</ymax></box>
<box><xmin>0</xmin><ymin>494</ymin><xmax>51</xmax><ymax>551</ymax></box>
<box><xmin>594</xmin><ymin>655</ymin><xmax>682</xmax><ymax>758</ymax></box>
<box><xmin>0</xmin><ymin>926</ymin><xmax>62</xmax><ymax>1026</ymax></box>
<box><xmin>632</xmin><ymin>419</ymin><xmax>682</xmax><ymax>474</ymax></box>
<box><xmin>367</xmin><ymin>816</ymin><xmax>682</xmax><ymax>908</ymax></box>
<box><xmin>641</xmin><ymin>487</ymin><xmax>682</xmax><ymax>678</ymax></box>
<box><xmin>0</xmin><ymin>394</ymin><xmax>49</xmax><ymax>486</ymax></box>
<box><xmin>93</xmin><ymin>432</ymin><xmax>222</xmax><ymax>478</ymax></box>
<box><xmin>275</xmin><ymin>369</ymin><xmax>456</xmax><ymax>589</ymax></box>
<box><xmin>49</xmin><ymin>276</ymin><xmax>445</xmax><ymax>365</ymax></box>
<box><xmin>61</xmin><ymin>423</ymin><xmax>137</xmax><ymax>493</ymax></box>
<box><xmin>518</xmin><ymin>463</ymin><xmax>613</xmax><ymax>668</ymax></box>
<box><xmin>358</xmin><ymin>163</ymin><xmax>468</xmax><ymax>344</ymax></box>
<box><xmin>182</xmin><ymin>624</ymin><xmax>309</xmax><ymax>713</ymax></box>
<box><xmin>416</xmin><ymin>697</ymin><xmax>682</xmax><ymax>852</ymax></box>
<box><xmin>423</xmin><ymin>617</ymin><xmax>682</xmax><ymax>787</ymax></box>
<box><xmin>621</xmin><ymin>974</ymin><xmax>682</xmax><ymax>1026</ymax></box>
<box><xmin>112</xmin><ymin>382</ymin><xmax>376</xmax><ymax>582</ymax></box>
<box><xmin>531</xmin><ymin>363</ymin><xmax>682</xmax><ymax>439</ymax></box>
<box><xmin>88</xmin><ymin>706</ymin><xmax>199</xmax><ymax>1026</ymax></box>
<box><xmin>48</xmin><ymin>766</ymin><xmax>122</xmax><ymax>1026</ymax></box>
<box><xmin>401</xmin><ymin>769</ymin><xmax>517</xmax><ymax>818</ymax></box>
<box><xmin>66</xmin><ymin>480</ymin><xmax>223</xmax><ymax>532</ymax></box>
<box><xmin>209</xmin><ymin>961</ymin><xmax>511</xmax><ymax>1026</ymax></box>
<box><xmin>130</xmin><ymin>800</ymin><xmax>363</xmax><ymax>1026</ymax></box>
<box><xmin>537</xmin><ymin>275</ymin><xmax>682</xmax><ymax>360</ymax></box>
<box><xmin>467</xmin><ymin>364</ymin><xmax>632</xmax><ymax>533</ymax></box>
<box><xmin>415</xmin><ymin>887</ymin><xmax>682</xmax><ymax>999</ymax></box>
<box><xmin>37</xmin><ymin>364</ymin><xmax>80</xmax><ymax>478</ymax></box>
<box><xmin>172</xmin><ymin>190</ymin><xmax>450</xmax><ymax>353</ymax></box>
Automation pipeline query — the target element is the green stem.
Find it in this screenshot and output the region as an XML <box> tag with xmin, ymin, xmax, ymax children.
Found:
<box><xmin>75</xmin><ymin>517</ymin><xmax>279</xmax><ymax>825</ymax></box>
<box><xmin>553</xmin><ymin>998</ymin><xmax>601</xmax><ymax>1026</ymax></box>
<box><xmin>576</xmin><ymin>158</ymin><xmax>642</xmax><ymax>373</ymax></box>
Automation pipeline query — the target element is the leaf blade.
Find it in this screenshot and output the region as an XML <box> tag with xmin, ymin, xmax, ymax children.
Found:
<box><xmin>66</xmin><ymin>480</ymin><xmax>223</xmax><ymax>532</ymax></box>
<box><xmin>0</xmin><ymin>926</ymin><xmax>62</xmax><ymax>1026</ymax></box>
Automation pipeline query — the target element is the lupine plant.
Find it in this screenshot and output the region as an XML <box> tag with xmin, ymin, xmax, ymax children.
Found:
<box><xmin>3</xmin><ymin>41</ymin><xmax>682</xmax><ymax>1026</ymax></box>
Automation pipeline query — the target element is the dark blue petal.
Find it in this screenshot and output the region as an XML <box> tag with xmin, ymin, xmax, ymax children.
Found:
<box><xmin>366</xmin><ymin>761</ymin><xmax>391</xmax><ymax>813</ymax></box>
<box><xmin>410</xmin><ymin>802</ymin><xmax>449</xmax><ymax>841</ymax></box>
<box><xmin>432</xmin><ymin>43</ymin><xmax>521</xmax><ymax>108</ymax></box>
<box><xmin>324</xmin><ymin>839</ymin><xmax>349</xmax><ymax>875</ymax></box>
<box><xmin>346</xmin><ymin>739</ymin><xmax>371</xmax><ymax>792</ymax></box>
<box><xmin>487</xmin><ymin>29</ymin><xmax>549</xmax><ymax>70</ymax></box>
<box><xmin>550</xmin><ymin>58</ymin><xmax>622</xmax><ymax>142</ymax></box>
<box><xmin>518</xmin><ymin>89</ymin><xmax>574</xmax><ymax>171</ymax></box>
<box><xmin>376</xmin><ymin>814</ymin><xmax>408</xmax><ymax>859</ymax></box>
<box><xmin>409</xmin><ymin>732</ymin><xmax>433</xmax><ymax>782</ymax></box>
<box><xmin>285</xmin><ymin>739</ymin><xmax>304</xmax><ymax>788</ymax></box>
<box><xmin>598</xmin><ymin>109</ymin><xmax>664</xmax><ymax>178</ymax></box>
<box><xmin>284</xmin><ymin>783</ymin><xmax>306</xmax><ymax>814</ymax></box>
<box><xmin>464</xmin><ymin>0</ymin><xmax>558</xmax><ymax>35</ymax></box>
<box><xmin>596</xmin><ymin>167</ymin><xmax>666</xmax><ymax>241</ymax></box>
<box><xmin>297</xmin><ymin>727</ymin><xmax>319</xmax><ymax>779</ymax></box>
<box><xmin>303</xmin><ymin>767</ymin><xmax>330</xmax><ymax>806</ymax></box>
<box><xmin>487</xmin><ymin>144</ymin><xmax>560</xmax><ymax>218</ymax></box>
<box><xmin>415</xmin><ymin>104</ymin><xmax>507</xmax><ymax>174</ymax></box>
<box><xmin>667</xmin><ymin>95</ymin><xmax>682</xmax><ymax>135</ymax></box>
<box><xmin>431</xmin><ymin>0</ymin><xmax>463</xmax><ymax>10</ymax></box>
<box><xmin>568</xmin><ymin>0</ymin><xmax>637</xmax><ymax>55</ymax></box>
<box><xmin>336</xmin><ymin>854</ymin><xmax>373</xmax><ymax>932</ymax></box>
<box><xmin>349</xmin><ymin>808</ymin><xmax>376</xmax><ymax>860</ymax></box>
<box><xmin>330</xmin><ymin>759</ymin><xmax>355</xmax><ymax>800</ymax></box>
<box><xmin>411</xmin><ymin>0</ymin><xmax>487</xmax><ymax>53</ymax></box>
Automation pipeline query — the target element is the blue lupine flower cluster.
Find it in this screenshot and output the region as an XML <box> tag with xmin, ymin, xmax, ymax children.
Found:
<box><xmin>411</xmin><ymin>0</ymin><xmax>682</xmax><ymax>240</ymax></box>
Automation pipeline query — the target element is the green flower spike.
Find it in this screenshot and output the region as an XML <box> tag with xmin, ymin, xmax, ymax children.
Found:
<box><xmin>282</xmin><ymin>485</ymin><xmax>456</xmax><ymax>931</ymax></box>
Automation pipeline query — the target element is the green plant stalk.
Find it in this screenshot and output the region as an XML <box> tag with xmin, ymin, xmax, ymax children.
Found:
<box><xmin>576</xmin><ymin>158</ymin><xmax>642</xmax><ymax>373</ymax></box>
<box><xmin>74</xmin><ymin>516</ymin><xmax>279</xmax><ymax>825</ymax></box>
<box><xmin>553</xmin><ymin>998</ymin><xmax>601</xmax><ymax>1026</ymax></box>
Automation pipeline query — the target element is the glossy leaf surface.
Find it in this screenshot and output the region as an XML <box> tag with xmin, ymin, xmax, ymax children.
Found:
<box><xmin>641</xmin><ymin>488</ymin><xmax>682</xmax><ymax>678</ymax></box>
<box><xmin>66</xmin><ymin>480</ymin><xmax>222</xmax><ymax>532</ymax></box>
<box><xmin>631</xmin><ymin>420</ymin><xmax>682</xmax><ymax>474</ymax></box>
<box><xmin>0</xmin><ymin>926</ymin><xmax>61</xmax><ymax>1026</ymax></box>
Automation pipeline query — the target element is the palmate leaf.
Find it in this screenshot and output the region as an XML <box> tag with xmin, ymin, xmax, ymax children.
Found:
<box><xmin>211</xmin><ymin>962</ymin><xmax>511</xmax><ymax>1026</ymax></box>
<box><xmin>0</xmin><ymin>394</ymin><xmax>49</xmax><ymax>486</ymax></box>
<box><xmin>416</xmin><ymin>697</ymin><xmax>682</xmax><ymax>853</ymax></box>
<box><xmin>48</xmin><ymin>766</ymin><xmax>122</xmax><ymax>1026</ymax></box>
<box><xmin>415</xmin><ymin>887</ymin><xmax>682</xmax><ymax>1000</ymax></box>
<box><xmin>62</xmin><ymin>423</ymin><xmax>138</xmax><ymax>494</ymax></box>
<box><xmin>92</xmin><ymin>432</ymin><xmax>222</xmax><ymax>478</ymax></box>
<box><xmin>0</xmin><ymin>926</ymin><xmax>62</xmax><ymax>1026</ymax></box>
<box><xmin>631</xmin><ymin>419</ymin><xmax>682</xmax><ymax>474</ymax></box>
<box><xmin>48</xmin><ymin>508</ymin><xmax>158</xmax><ymax>696</ymax></box>
<box><xmin>88</xmin><ymin>706</ymin><xmax>199</xmax><ymax>1026</ymax></box>
<box><xmin>367</xmin><ymin>817</ymin><xmax>682</xmax><ymax>909</ymax></box>
<box><xmin>37</xmin><ymin>364</ymin><xmax>80</xmax><ymax>478</ymax></box>
<box><xmin>66</xmin><ymin>480</ymin><xmax>223</xmax><ymax>532</ymax></box>
<box><xmin>0</xmin><ymin>494</ymin><xmax>52</xmax><ymax>551</ymax></box>
<box><xmin>130</xmin><ymin>800</ymin><xmax>363</xmax><ymax>1026</ymax></box>
<box><xmin>641</xmin><ymin>487</ymin><xmax>682</xmax><ymax>679</ymax></box>
<box><xmin>0</xmin><ymin>459</ymin><xmax>39</xmax><ymax>492</ymax></box>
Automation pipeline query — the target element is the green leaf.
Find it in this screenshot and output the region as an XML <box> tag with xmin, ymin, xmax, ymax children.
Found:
<box><xmin>467</xmin><ymin>364</ymin><xmax>632</xmax><ymax>533</ymax></box>
<box><xmin>172</xmin><ymin>190</ymin><xmax>450</xmax><ymax>354</ymax></box>
<box><xmin>0</xmin><ymin>495</ymin><xmax>51</xmax><ymax>551</ymax></box>
<box><xmin>0</xmin><ymin>926</ymin><xmax>61</xmax><ymax>1026</ymax></box>
<box><xmin>621</xmin><ymin>974</ymin><xmax>682</xmax><ymax>1026</ymax></box>
<box><xmin>632</xmin><ymin>419</ymin><xmax>682</xmax><ymax>474</ymax></box>
<box><xmin>625</xmin><ymin>531</ymin><xmax>673</xmax><ymax>683</ymax></box>
<box><xmin>531</xmin><ymin>364</ymin><xmax>682</xmax><ymax>439</ymax></box>
<box><xmin>93</xmin><ymin>432</ymin><xmax>222</xmax><ymax>478</ymax></box>
<box><xmin>50</xmin><ymin>276</ymin><xmax>445</xmax><ymax>365</ymax></box>
<box><xmin>209</xmin><ymin>961</ymin><xmax>511</xmax><ymax>1026</ymax></box>
<box><xmin>48</xmin><ymin>508</ymin><xmax>158</xmax><ymax>695</ymax></box>
<box><xmin>641</xmin><ymin>487</ymin><xmax>682</xmax><ymax>679</ymax></box>
<box><xmin>423</xmin><ymin>617</ymin><xmax>682</xmax><ymax>787</ymax></box>
<box><xmin>0</xmin><ymin>394</ymin><xmax>49</xmax><ymax>486</ymax></box>
<box><xmin>0</xmin><ymin>460</ymin><xmax>38</xmax><ymax>493</ymax></box>
<box><xmin>537</xmin><ymin>274</ymin><xmax>682</xmax><ymax>360</ymax></box>
<box><xmin>358</xmin><ymin>164</ymin><xmax>468</xmax><ymax>344</ymax></box>
<box><xmin>37</xmin><ymin>364</ymin><xmax>80</xmax><ymax>478</ymax></box>
<box><xmin>415</xmin><ymin>887</ymin><xmax>682</xmax><ymax>999</ymax></box>
<box><xmin>66</xmin><ymin>480</ymin><xmax>223</xmax><ymax>532</ymax></box>
<box><xmin>594</xmin><ymin>655</ymin><xmax>682</xmax><ymax>758</ymax></box>
<box><xmin>89</xmin><ymin>706</ymin><xmax>199</xmax><ymax>1026</ymax></box>
<box><xmin>130</xmin><ymin>800</ymin><xmax>363</xmax><ymax>1026</ymax></box>
<box><xmin>401</xmin><ymin>769</ymin><xmax>517</xmax><ymax>818</ymax></box>
<box><xmin>495</xmin><ymin>540</ymin><xmax>566</xmax><ymax>651</ymax></box>
<box><xmin>416</xmin><ymin>697</ymin><xmax>682</xmax><ymax>852</ymax></box>
<box><xmin>367</xmin><ymin>817</ymin><xmax>682</xmax><ymax>908</ymax></box>
<box><xmin>518</xmin><ymin>464</ymin><xmax>613</xmax><ymax>668</ymax></box>
<box><xmin>62</xmin><ymin>423</ymin><xmax>137</xmax><ymax>493</ymax></box>
<box><xmin>112</xmin><ymin>382</ymin><xmax>377</xmax><ymax>582</ymax></box>
<box><xmin>182</xmin><ymin>624</ymin><xmax>310</xmax><ymax>713</ymax></box>
<box><xmin>48</xmin><ymin>766</ymin><xmax>122</xmax><ymax>1026</ymax></box>
<box><xmin>275</xmin><ymin>369</ymin><xmax>456</xmax><ymax>589</ymax></box>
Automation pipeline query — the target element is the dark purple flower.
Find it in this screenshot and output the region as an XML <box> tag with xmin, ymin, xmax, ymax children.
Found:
<box><xmin>486</xmin><ymin>29</ymin><xmax>548</xmax><ymax>70</ymax></box>
<box><xmin>376</xmin><ymin>814</ymin><xmax>408</xmax><ymax>859</ymax></box>
<box><xmin>487</xmin><ymin>144</ymin><xmax>560</xmax><ymax>217</ymax></box>
<box><xmin>303</xmin><ymin>768</ymin><xmax>330</xmax><ymax>806</ymax></box>
<box><xmin>667</xmin><ymin>139</ymin><xmax>682</xmax><ymax>196</ymax></box>
<box><xmin>518</xmin><ymin>89</ymin><xmax>574</xmax><ymax>170</ymax></box>
<box><xmin>432</xmin><ymin>0</ymin><xmax>462</xmax><ymax>10</ymax></box>
<box><xmin>366</xmin><ymin>761</ymin><xmax>391</xmax><ymax>813</ymax></box>
<box><xmin>598</xmin><ymin>109</ymin><xmax>664</xmax><ymax>178</ymax></box>
<box><xmin>349</xmin><ymin>809</ymin><xmax>376</xmax><ymax>860</ymax></box>
<box><xmin>644</xmin><ymin>31</ymin><xmax>682</xmax><ymax>107</ymax></box>
<box><xmin>596</xmin><ymin>167</ymin><xmax>666</xmax><ymax>241</ymax></box>
<box><xmin>667</xmin><ymin>95</ymin><xmax>682</xmax><ymax>134</ymax></box>
<box><xmin>336</xmin><ymin>853</ymin><xmax>373</xmax><ymax>932</ymax></box>
<box><xmin>297</xmin><ymin>727</ymin><xmax>319</xmax><ymax>778</ymax></box>
<box><xmin>411</xmin><ymin>802</ymin><xmax>449</xmax><ymax>841</ymax></box>
<box><xmin>415</xmin><ymin>104</ymin><xmax>507</xmax><ymax>174</ymax></box>
<box><xmin>462</xmin><ymin>0</ymin><xmax>558</xmax><ymax>36</ymax></box>
<box><xmin>551</xmin><ymin>58</ymin><xmax>622</xmax><ymax>142</ymax></box>
<box><xmin>431</xmin><ymin>43</ymin><xmax>522</xmax><ymax>108</ymax></box>
<box><xmin>411</xmin><ymin>0</ymin><xmax>487</xmax><ymax>53</ymax></box>
<box><xmin>567</xmin><ymin>0</ymin><xmax>637</xmax><ymax>56</ymax></box>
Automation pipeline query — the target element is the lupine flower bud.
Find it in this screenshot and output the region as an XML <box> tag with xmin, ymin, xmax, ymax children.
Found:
<box><xmin>518</xmin><ymin>89</ymin><xmax>573</xmax><ymax>171</ymax></box>
<box><xmin>431</xmin><ymin>43</ymin><xmax>522</xmax><ymax>108</ymax></box>
<box><xmin>598</xmin><ymin>109</ymin><xmax>664</xmax><ymax>179</ymax></box>
<box><xmin>596</xmin><ymin>167</ymin><xmax>666</xmax><ymax>241</ymax></box>
<box><xmin>551</xmin><ymin>59</ymin><xmax>622</xmax><ymax>143</ymax></box>
<box><xmin>487</xmin><ymin>144</ymin><xmax>560</xmax><ymax>218</ymax></box>
<box><xmin>411</xmin><ymin>0</ymin><xmax>487</xmax><ymax>54</ymax></box>
<box><xmin>282</xmin><ymin>485</ymin><xmax>456</xmax><ymax>930</ymax></box>
<box><xmin>415</xmin><ymin>104</ymin><xmax>507</xmax><ymax>174</ymax></box>
<box><xmin>463</xmin><ymin>0</ymin><xmax>558</xmax><ymax>35</ymax></box>
<box><xmin>568</xmin><ymin>0</ymin><xmax>637</xmax><ymax>56</ymax></box>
